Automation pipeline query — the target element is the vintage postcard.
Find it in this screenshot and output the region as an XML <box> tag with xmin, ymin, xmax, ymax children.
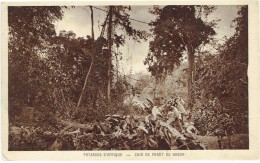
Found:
<box><xmin>1</xmin><ymin>0</ymin><xmax>260</xmax><ymax>160</ymax></box>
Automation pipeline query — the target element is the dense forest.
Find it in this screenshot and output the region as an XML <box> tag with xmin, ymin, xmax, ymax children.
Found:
<box><xmin>8</xmin><ymin>5</ymin><xmax>248</xmax><ymax>150</ymax></box>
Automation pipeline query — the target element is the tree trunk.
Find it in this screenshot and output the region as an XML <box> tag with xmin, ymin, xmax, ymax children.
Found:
<box><xmin>187</xmin><ymin>43</ymin><xmax>195</xmax><ymax>110</ymax></box>
<box><xmin>107</xmin><ymin>6</ymin><xmax>113</xmax><ymax>108</ymax></box>
<box><xmin>75</xmin><ymin>6</ymin><xmax>95</xmax><ymax>114</ymax></box>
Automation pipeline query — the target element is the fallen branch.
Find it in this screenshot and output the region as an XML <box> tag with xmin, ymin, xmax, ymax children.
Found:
<box><xmin>49</xmin><ymin>118</ymin><xmax>95</xmax><ymax>150</ymax></box>
<box><xmin>49</xmin><ymin>125</ymin><xmax>72</xmax><ymax>150</ymax></box>
<box><xmin>57</xmin><ymin>118</ymin><xmax>94</xmax><ymax>130</ymax></box>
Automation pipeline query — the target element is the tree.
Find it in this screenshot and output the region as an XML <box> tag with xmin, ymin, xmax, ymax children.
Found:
<box><xmin>8</xmin><ymin>6</ymin><xmax>63</xmax><ymax>109</ymax></box>
<box><xmin>101</xmin><ymin>6</ymin><xmax>149</xmax><ymax>107</ymax></box>
<box><xmin>144</xmin><ymin>5</ymin><xmax>216</xmax><ymax>109</ymax></box>
<box><xmin>46</xmin><ymin>31</ymin><xmax>93</xmax><ymax>107</ymax></box>
<box><xmin>75</xmin><ymin>6</ymin><xmax>95</xmax><ymax>113</ymax></box>
<box><xmin>195</xmin><ymin>6</ymin><xmax>248</xmax><ymax>111</ymax></box>
<box><xmin>194</xmin><ymin>6</ymin><xmax>248</xmax><ymax>133</ymax></box>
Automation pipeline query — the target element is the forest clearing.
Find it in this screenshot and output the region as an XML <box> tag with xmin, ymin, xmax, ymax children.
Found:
<box><xmin>7</xmin><ymin>5</ymin><xmax>248</xmax><ymax>151</ymax></box>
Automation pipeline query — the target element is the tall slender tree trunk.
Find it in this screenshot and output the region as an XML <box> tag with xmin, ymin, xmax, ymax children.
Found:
<box><xmin>187</xmin><ymin>43</ymin><xmax>195</xmax><ymax>111</ymax></box>
<box><xmin>107</xmin><ymin>6</ymin><xmax>113</xmax><ymax>108</ymax></box>
<box><xmin>75</xmin><ymin>6</ymin><xmax>95</xmax><ymax>114</ymax></box>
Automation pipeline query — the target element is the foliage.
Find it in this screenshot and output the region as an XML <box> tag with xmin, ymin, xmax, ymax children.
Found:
<box><xmin>194</xmin><ymin>6</ymin><xmax>248</xmax><ymax>110</ymax></box>
<box><xmin>8</xmin><ymin>6</ymin><xmax>249</xmax><ymax>151</ymax></box>
<box><xmin>134</xmin><ymin>74</ymin><xmax>152</xmax><ymax>94</ymax></box>
<box><xmin>8</xmin><ymin>6</ymin><xmax>147</xmax><ymax>120</ymax></box>
<box><xmin>9</xmin><ymin>99</ymin><xmax>206</xmax><ymax>150</ymax></box>
<box><xmin>113</xmin><ymin>6</ymin><xmax>150</xmax><ymax>42</ymax></box>
<box><xmin>111</xmin><ymin>78</ymin><xmax>129</xmax><ymax>109</ymax></box>
<box><xmin>44</xmin><ymin>31</ymin><xmax>94</xmax><ymax>109</ymax></box>
<box><xmin>144</xmin><ymin>5</ymin><xmax>216</xmax><ymax>81</ymax></box>
<box><xmin>8</xmin><ymin>6</ymin><xmax>63</xmax><ymax>108</ymax></box>
<box><xmin>193</xmin><ymin>6</ymin><xmax>248</xmax><ymax>134</ymax></box>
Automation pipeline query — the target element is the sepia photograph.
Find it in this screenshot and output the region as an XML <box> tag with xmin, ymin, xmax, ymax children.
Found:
<box><xmin>1</xmin><ymin>0</ymin><xmax>260</xmax><ymax>160</ymax></box>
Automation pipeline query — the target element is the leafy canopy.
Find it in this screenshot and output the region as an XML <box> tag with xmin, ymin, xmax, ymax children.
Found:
<box><xmin>144</xmin><ymin>5</ymin><xmax>216</xmax><ymax>80</ymax></box>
